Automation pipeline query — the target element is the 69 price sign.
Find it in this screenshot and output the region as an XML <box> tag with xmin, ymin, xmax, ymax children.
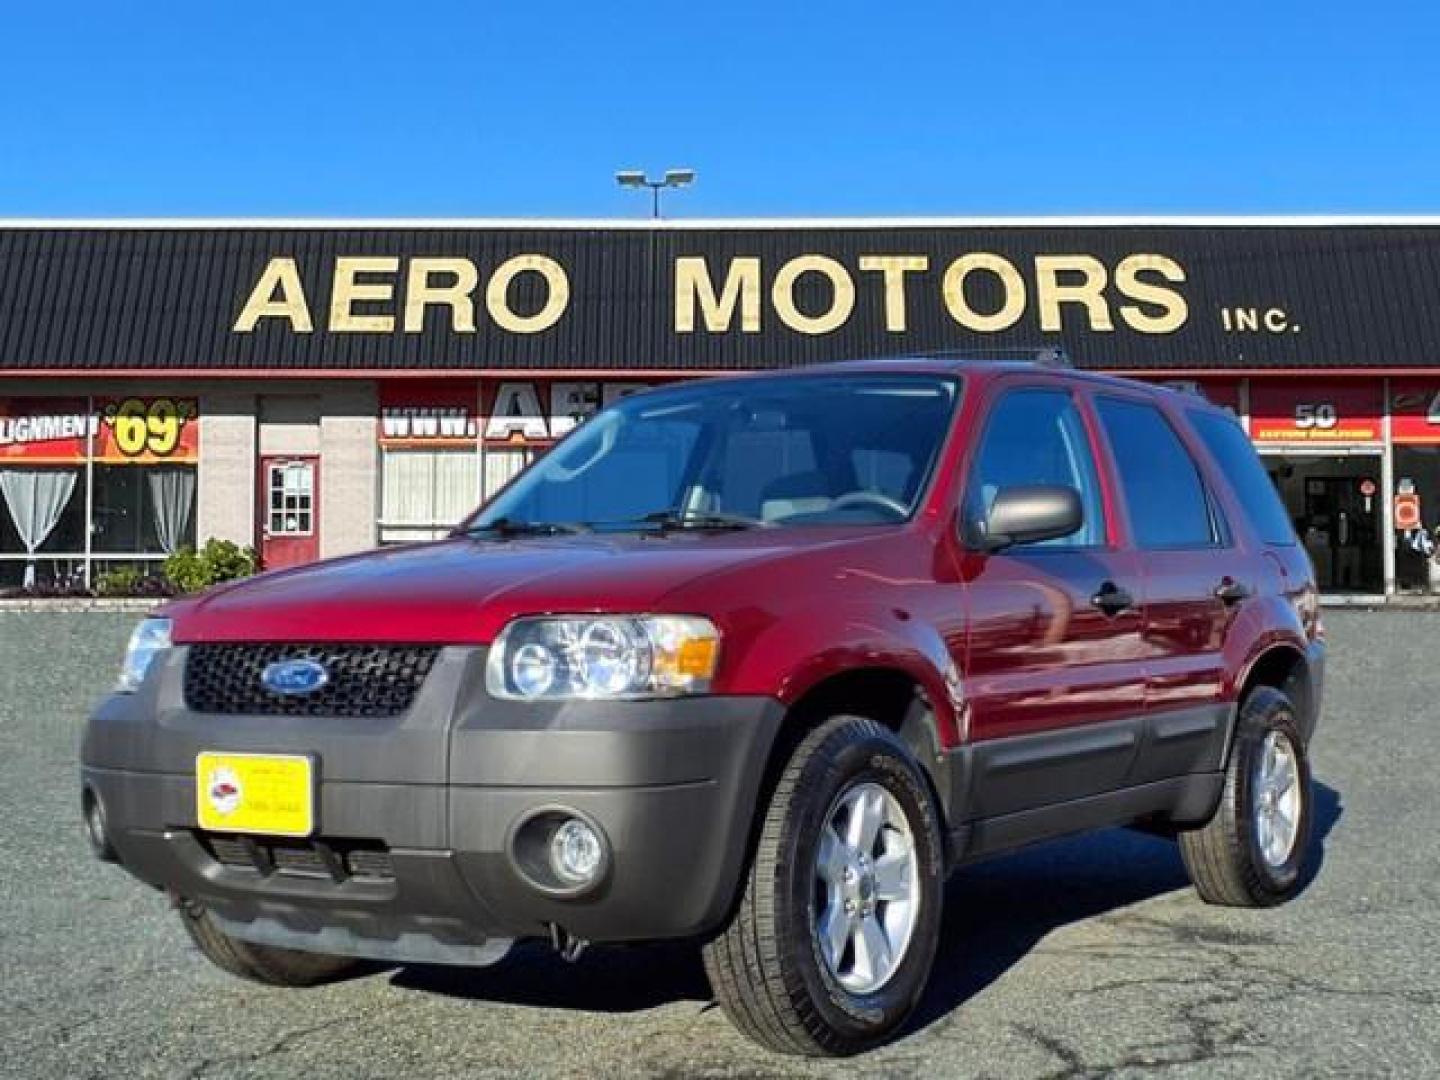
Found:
<box><xmin>98</xmin><ymin>397</ymin><xmax>200</xmax><ymax>462</ymax></box>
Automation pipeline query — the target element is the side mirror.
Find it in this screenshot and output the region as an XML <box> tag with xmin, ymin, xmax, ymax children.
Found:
<box><xmin>979</xmin><ymin>485</ymin><xmax>1083</xmax><ymax>552</ymax></box>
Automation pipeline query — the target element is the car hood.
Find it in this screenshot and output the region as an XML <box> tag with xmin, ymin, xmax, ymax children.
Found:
<box><xmin>169</xmin><ymin>529</ymin><xmax>877</xmax><ymax>643</ymax></box>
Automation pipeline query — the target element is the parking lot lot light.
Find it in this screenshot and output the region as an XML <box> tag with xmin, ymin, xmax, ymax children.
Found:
<box><xmin>614</xmin><ymin>168</ymin><xmax>696</xmax><ymax>218</ymax></box>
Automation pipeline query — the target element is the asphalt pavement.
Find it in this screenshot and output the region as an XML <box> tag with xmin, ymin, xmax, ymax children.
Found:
<box><xmin>2</xmin><ymin>609</ymin><xmax>1437</xmax><ymax>1078</ymax></box>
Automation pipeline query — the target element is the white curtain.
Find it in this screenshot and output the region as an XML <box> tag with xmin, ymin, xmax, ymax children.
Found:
<box><xmin>0</xmin><ymin>469</ymin><xmax>79</xmax><ymax>587</ymax></box>
<box><xmin>147</xmin><ymin>467</ymin><xmax>196</xmax><ymax>554</ymax></box>
<box><xmin>484</xmin><ymin>448</ymin><xmax>530</xmax><ymax>501</ymax></box>
<box><xmin>381</xmin><ymin>450</ymin><xmax>481</xmax><ymax>542</ymax></box>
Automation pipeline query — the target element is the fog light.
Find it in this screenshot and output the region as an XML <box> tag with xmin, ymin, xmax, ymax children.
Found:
<box><xmin>550</xmin><ymin>818</ymin><xmax>604</xmax><ymax>885</ymax></box>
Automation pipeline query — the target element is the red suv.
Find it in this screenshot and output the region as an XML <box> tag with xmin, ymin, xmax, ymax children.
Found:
<box><xmin>82</xmin><ymin>356</ymin><xmax>1324</xmax><ymax>1056</ymax></box>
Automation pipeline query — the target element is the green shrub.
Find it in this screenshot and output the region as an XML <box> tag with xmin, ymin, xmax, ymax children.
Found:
<box><xmin>162</xmin><ymin>547</ymin><xmax>209</xmax><ymax>593</ymax></box>
<box><xmin>93</xmin><ymin>566</ymin><xmax>178</xmax><ymax>598</ymax></box>
<box><xmin>200</xmin><ymin>538</ymin><xmax>259</xmax><ymax>583</ymax></box>
<box><xmin>95</xmin><ymin>566</ymin><xmax>143</xmax><ymax>597</ymax></box>
<box><xmin>163</xmin><ymin>538</ymin><xmax>260</xmax><ymax>594</ymax></box>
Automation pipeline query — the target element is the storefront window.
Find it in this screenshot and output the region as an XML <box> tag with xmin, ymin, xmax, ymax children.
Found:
<box><xmin>483</xmin><ymin>447</ymin><xmax>532</xmax><ymax>502</ymax></box>
<box><xmin>1394</xmin><ymin>447</ymin><xmax>1440</xmax><ymax>594</ymax></box>
<box><xmin>1262</xmin><ymin>455</ymin><xmax>1384</xmax><ymax>594</ymax></box>
<box><xmin>0</xmin><ymin>467</ymin><xmax>86</xmax><ymax>587</ymax></box>
<box><xmin>377</xmin><ymin>379</ymin><xmax>658</xmax><ymax>545</ymax></box>
<box><xmin>0</xmin><ymin>396</ymin><xmax>199</xmax><ymax>590</ymax></box>
<box><xmin>92</xmin><ymin>464</ymin><xmax>198</xmax><ymax>554</ymax></box>
<box><xmin>1248</xmin><ymin>379</ymin><xmax>1386</xmax><ymax>596</ymax></box>
<box><xmin>380</xmin><ymin>450</ymin><xmax>480</xmax><ymax>544</ymax></box>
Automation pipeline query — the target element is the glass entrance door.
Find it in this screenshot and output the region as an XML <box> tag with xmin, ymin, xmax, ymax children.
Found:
<box><xmin>1262</xmin><ymin>453</ymin><xmax>1383</xmax><ymax>594</ymax></box>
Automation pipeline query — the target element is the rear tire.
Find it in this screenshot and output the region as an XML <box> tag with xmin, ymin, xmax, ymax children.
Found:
<box><xmin>1180</xmin><ymin>687</ymin><xmax>1313</xmax><ymax>907</ymax></box>
<box><xmin>179</xmin><ymin>900</ymin><xmax>363</xmax><ymax>986</ymax></box>
<box><xmin>703</xmin><ymin>716</ymin><xmax>945</xmax><ymax>1056</ymax></box>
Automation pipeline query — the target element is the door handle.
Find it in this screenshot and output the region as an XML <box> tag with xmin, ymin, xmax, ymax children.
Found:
<box><xmin>1214</xmin><ymin>577</ymin><xmax>1252</xmax><ymax>605</ymax></box>
<box><xmin>1090</xmin><ymin>580</ymin><xmax>1135</xmax><ymax>616</ymax></box>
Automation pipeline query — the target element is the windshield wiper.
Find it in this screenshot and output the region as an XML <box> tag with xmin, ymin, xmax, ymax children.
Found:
<box><xmin>459</xmin><ymin>517</ymin><xmax>589</xmax><ymax>538</ymax></box>
<box><xmin>633</xmin><ymin>509</ymin><xmax>769</xmax><ymax>533</ymax></box>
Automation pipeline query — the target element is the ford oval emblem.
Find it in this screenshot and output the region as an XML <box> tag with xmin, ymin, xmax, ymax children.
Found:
<box><xmin>260</xmin><ymin>658</ymin><xmax>329</xmax><ymax>696</ymax></box>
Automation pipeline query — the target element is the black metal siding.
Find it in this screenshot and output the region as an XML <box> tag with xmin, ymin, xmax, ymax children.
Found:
<box><xmin>3</xmin><ymin>224</ymin><xmax>1440</xmax><ymax>373</ymax></box>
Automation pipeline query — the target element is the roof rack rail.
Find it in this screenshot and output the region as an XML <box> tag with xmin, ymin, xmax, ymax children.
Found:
<box><xmin>866</xmin><ymin>346</ymin><xmax>1074</xmax><ymax>368</ymax></box>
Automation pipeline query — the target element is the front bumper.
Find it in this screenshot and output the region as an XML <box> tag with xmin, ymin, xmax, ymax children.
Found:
<box><xmin>82</xmin><ymin>645</ymin><xmax>784</xmax><ymax>961</ymax></box>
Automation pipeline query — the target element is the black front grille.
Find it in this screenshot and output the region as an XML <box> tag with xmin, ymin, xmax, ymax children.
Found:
<box><xmin>184</xmin><ymin>643</ymin><xmax>440</xmax><ymax>717</ymax></box>
<box><xmin>201</xmin><ymin>832</ymin><xmax>395</xmax><ymax>882</ymax></box>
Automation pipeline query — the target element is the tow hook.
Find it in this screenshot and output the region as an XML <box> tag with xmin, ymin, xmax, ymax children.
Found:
<box><xmin>548</xmin><ymin>923</ymin><xmax>589</xmax><ymax>963</ymax></box>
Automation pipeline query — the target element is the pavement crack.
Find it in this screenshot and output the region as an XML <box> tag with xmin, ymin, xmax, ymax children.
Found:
<box><xmin>179</xmin><ymin>1010</ymin><xmax>377</xmax><ymax>1079</ymax></box>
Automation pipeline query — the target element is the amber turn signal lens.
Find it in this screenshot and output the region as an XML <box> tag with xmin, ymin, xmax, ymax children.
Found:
<box><xmin>675</xmin><ymin>636</ymin><xmax>719</xmax><ymax>678</ymax></box>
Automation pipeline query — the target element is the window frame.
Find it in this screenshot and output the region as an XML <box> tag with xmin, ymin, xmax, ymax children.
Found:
<box><xmin>1092</xmin><ymin>391</ymin><xmax>1231</xmax><ymax>553</ymax></box>
<box><xmin>958</xmin><ymin>382</ymin><xmax>1116</xmax><ymax>554</ymax></box>
<box><xmin>266</xmin><ymin>461</ymin><xmax>315</xmax><ymax>538</ymax></box>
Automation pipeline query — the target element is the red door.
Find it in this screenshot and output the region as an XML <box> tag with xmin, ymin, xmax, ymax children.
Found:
<box><xmin>956</xmin><ymin>383</ymin><xmax>1148</xmax><ymax>818</ymax></box>
<box><xmin>1089</xmin><ymin>395</ymin><xmax>1233</xmax><ymax>717</ymax></box>
<box><xmin>258</xmin><ymin>456</ymin><xmax>320</xmax><ymax>569</ymax></box>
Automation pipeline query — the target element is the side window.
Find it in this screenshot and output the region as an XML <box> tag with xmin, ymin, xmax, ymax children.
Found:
<box><xmin>1096</xmin><ymin>397</ymin><xmax>1216</xmax><ymax>548</ymax></box>
<box><xmin>965</xmin><ymin>388</ymin><xmax>1105</xmax><ymax>548</ymax></box>
<box><xmin>1189</xmin><ymin>409</ymin><xmax>1297</xmax><ymax>546</ymax></box>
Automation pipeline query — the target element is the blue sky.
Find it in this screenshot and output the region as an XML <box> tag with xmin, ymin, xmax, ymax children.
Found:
<box><xmin>1</xmin><ymin>1</ymin><xmax>1436</xmax><ymax>217</ymax></box>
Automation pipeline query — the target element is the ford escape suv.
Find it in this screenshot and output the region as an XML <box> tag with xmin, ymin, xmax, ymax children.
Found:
<box><xmin>82</xmin><ymin>356</ymin><xmax>1324</xmax><ymax>1056</ymax></box>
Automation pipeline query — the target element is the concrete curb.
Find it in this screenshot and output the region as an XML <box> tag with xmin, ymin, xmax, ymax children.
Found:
<box><xmin>0</xmin><ymin>598</ymin><xmax>165</xmax><ymax>613</ymax></box>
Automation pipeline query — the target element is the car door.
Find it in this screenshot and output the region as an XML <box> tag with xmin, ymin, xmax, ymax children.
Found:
<box><xmin>957</xmin><ymin>382</ymin><xmax>1148</xmax><ymax>819</ymax></box>
<box><xmin>1090</xmin><ymin>393</ymin><xmax>1235</xmax><ymax>782</ymax></box>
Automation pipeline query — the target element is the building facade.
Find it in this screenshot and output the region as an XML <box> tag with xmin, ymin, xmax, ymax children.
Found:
<box><xmin>4</xmin><ymin>217</ymin><xmax>1440</xmax><ymax>598</ymax></box>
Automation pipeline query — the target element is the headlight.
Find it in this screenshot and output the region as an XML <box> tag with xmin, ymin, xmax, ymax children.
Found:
<box><xmin>487</xmin><ymin>615</ymin><xmax>720</xmax><ymax>700</ymax></box>
<box><xmin>117</xmin><ymin>617</ymin><xmax>172</xmax><ymax>693</ymax></box>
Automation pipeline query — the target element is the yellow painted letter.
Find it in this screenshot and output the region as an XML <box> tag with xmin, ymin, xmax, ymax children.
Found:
<box><xmin>233</xmin><ymin>257</ymin><xmax>313</xmax><ymax>332</ymax></box>
<box><xmin>942</xmin><ymin>254</ymin><xmax>1026</xmax><ymax>332</ymax></box>
<box><xmin>674</xmin><ymin>256</ymin><xmax>761</xmax><ymax>332</ymax></box>
<box><xmin>1035</xmin><ymin>255</ymin><xmax>1113</xmax><ymax>332</ymax></box>
<box><xmin>330</xmin><ymin>256</ymin><xmax>399</xmax><ymax>333</ymax></box>
<box><xmin>1116</xmin><ymin>254</ymin><xmax>1188</xmax><ymax>333</ymax></box>
<box><xmin>403</xmin><ymin>258</ymin><xmax>480</xmax><ymax>333</ymax></box>
<box><xmin>486</xmin><ymin>255</ymin><xmax>569</xmax><ymax>334</ymax></box>
<box><xmin>772</xmin><ymin>255</ymin><xmax>855</xmax><ymax>335</ymax></box>
<box><xmin>858</xmin><ymin>255</ymin><xmax>928</xmax><ymax>332</ymax></box>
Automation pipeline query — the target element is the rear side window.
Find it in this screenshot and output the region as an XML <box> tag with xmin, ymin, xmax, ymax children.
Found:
<box><xmin>1189</xmin><ymin>410</ymin><xmax>1297</xmax><ymax>545</ymax></box>
<box><xmin>965</xmin><ymin>388</ymin><xmax>1106</xmax><ymax>547</ymax></box>
<box><xmin>1096</xmin><ymin>397</ymin><xmax>1216</xmax><ymax>548</ymax></box>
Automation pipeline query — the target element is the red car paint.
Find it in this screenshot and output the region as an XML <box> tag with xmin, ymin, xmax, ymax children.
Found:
<box><xmin>161</xmin><ymin>361</ymin><xmax>1319</xmax><ymax>754</ymax></box>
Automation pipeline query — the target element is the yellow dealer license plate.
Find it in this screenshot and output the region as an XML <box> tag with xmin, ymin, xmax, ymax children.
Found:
<box><xmin>196</xmin><ymin>752</ymin><xmax>314</xmax><ymax>837</ymax></box>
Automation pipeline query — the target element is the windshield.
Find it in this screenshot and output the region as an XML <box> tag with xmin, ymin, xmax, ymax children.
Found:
<box><xmin>465</xmin><ymin>373</ymin><xmax>961</xmax><ymax>533</ymax></box>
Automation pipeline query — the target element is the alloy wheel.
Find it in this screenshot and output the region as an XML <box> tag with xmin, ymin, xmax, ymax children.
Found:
<box><xmin>812</xmin><ymin>781</ymin><xmax>920</xmax><ymax>994</ymax></box>
<box><xmin>1254</xmin><ymin>730</ymin><xmax>1302</xmax><ymax>867</ymax></box>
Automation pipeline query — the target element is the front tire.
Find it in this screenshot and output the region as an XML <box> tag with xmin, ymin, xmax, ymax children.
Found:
<box><xmin>179</xmin><ymin>900</ymin><xmax>363</xmax><ymax>986</ymax></box>
<box><xmin>1180</xmin><ymin>687</ymin><xmax>1313</xmax><ymax>907</ymax></box>
<box><xmin>703</xmin><ymin>716</ymin><xmax>945</xmax><ymax>1056</ymax></box>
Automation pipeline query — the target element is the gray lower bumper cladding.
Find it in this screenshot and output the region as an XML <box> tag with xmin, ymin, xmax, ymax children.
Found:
<box><xmin>82</xmin><ymin>644</ymin><xmax>786</xmax><ymax>956</ymax></box>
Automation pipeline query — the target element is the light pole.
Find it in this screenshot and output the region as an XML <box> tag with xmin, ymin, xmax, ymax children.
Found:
<box><xmin>615</xmin><ymin>168</ymin><xmax>696</xmax><ymax>218</ymax></box>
